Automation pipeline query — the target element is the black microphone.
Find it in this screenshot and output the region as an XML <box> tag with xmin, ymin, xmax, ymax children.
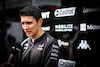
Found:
<box><xmin>7</xmin><ymin>45</ymin><xmax>21</xmax><ymax>62</ymax></box>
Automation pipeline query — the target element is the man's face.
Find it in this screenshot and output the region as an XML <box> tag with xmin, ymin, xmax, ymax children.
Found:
<box><xmin>21</xmin><ymin>16</ymin><xmax>39</xmax><ymax>38</ymax></box>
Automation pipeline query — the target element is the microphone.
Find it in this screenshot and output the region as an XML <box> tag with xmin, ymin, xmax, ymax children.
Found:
<box><xmin>7</xmin><ymin>45</ymin><xmax>21</xmax><ymax>62</ymax></box>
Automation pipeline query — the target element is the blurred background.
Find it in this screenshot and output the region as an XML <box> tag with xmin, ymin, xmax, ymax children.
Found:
<box><xmin>0</xmin><ymin>0</ymin><xmax>100</xmax><ymax>67</ymax></box>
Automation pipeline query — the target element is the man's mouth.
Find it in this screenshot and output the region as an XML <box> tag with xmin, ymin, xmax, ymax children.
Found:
<box><xmin>26</xmin><ymin>31</ymin><xmax>31</xmax><ymax>35</ymax></box>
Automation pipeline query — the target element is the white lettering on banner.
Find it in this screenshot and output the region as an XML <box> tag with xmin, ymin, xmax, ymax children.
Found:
<box><xmin>77</xmin><ymin>40</ymin><xmax>92</xmax><ymax>50</ymax></box>
<box><xmin>42</xmin><ymin>26</ymin><xmax>50</xmax><ymax>31</ymax></box>
<box><xmin>83</xmin><ymin>7</ymin><xmax>100</xmax><ymax>13</ymax></box>
<box><xmin>80</xmin><ymin>23</ymin><xmax>100</xmax><ymax>31</ymax></box>
<box><xmin>57</xmin><ymin>39</ymin><xmax>69</xmax><ymax>47</ymax></box>
<box><xmin>87</xmin><ymin>24</ymin><xmax>100</xmax><ymax>30</ymax></box>
<box><xmin>58</xmin><ymin>59</ymin><xmax>76</xmax><ymax>67</ymax></box>
<box><xmin>41</xmin><ymin>11</ymin><xmax>50</xmax><ymax>19</ymax></box>
<box><xmin>55</xmin><ymin>24</ymin><xmax>73</xmax><ymax>32</ymax></box>
<box><xmin>80</xmin><ymin>23</ymin><xmax>87</xmax><ymax>31</ymax></box>
<box><xmin>54</xmin><ymin>7</ymin><xmax>76</xmax><ymax>17</ymax></box>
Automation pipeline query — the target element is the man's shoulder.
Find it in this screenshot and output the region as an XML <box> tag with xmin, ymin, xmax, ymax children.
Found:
<box><xmin>21</xmin><ymin>37</ymin><xmax>30</xmax><ymax>46</ymax></box>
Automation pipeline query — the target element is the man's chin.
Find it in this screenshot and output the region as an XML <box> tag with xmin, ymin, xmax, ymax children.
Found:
<box><xmin>26</xmin><ymin>35</ymin><xmax>31</xmax><ymax>37</ymax></box>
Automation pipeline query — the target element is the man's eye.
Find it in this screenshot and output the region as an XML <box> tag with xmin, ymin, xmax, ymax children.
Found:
<box><xmin>27</xmin><ymin>22</ymin><xmax>32</xmax><ymax>24</ymax></box>
<box><xmin>21</xmin><ymin>22</ymin><xmax>24</xmax><ymax>25</ymax></box>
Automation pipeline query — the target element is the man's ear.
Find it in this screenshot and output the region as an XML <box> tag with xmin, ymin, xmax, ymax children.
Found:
<box><xmin>38</xmin><ymin>18</ymin><xmax>43</xmax><ymax>26</ymax></box>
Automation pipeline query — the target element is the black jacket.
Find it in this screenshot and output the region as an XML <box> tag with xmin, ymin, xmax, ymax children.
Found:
<box><xmin>17</xmin><ymin>32</ymin><xmax>59</xmax><ymax>67</ymax></box>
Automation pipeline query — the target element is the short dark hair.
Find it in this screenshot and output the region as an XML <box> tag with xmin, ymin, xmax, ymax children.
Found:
<box><xmin>19</xmin><ymin>5</ymin><xmax>42</xmax><ymax>22</ymax></box>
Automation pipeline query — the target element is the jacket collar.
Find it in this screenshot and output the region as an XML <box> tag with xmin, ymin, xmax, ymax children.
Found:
<box><xmin>34</xmin><ymin>32</ymin><xmax>47</xmax><ymax>44</ymax></box>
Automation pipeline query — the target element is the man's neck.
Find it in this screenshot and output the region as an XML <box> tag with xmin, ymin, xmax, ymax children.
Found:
<box><xmin>31</xmin><ymin>30</ymin><xmax>45</xmax><ymax>39</ymax></box>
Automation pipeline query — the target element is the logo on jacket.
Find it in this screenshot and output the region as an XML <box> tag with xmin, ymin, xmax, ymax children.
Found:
<box><xmin>37</xmin><ymin>43</ymin><xmax>44</xmax><ymax>51</ymax></box>
<box><xmin>77</xmin><ymin>40</ymin><xmax>92</xmax><ymax>50</ymax></box>
<box><xmin>24</xmin><ymin>43</ymin><xmax>28</xmax><ymax>50</ymax></box>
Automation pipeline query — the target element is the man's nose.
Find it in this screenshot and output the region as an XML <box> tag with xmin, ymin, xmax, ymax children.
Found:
<box><xmin>23</xmin><ymin>24</ymin><xmax>28</xmax><ymax>30</ymax></box>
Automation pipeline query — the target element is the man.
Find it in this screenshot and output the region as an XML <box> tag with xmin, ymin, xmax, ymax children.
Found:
<box><xmin>17</xmin><ymin>5</ymin><xmax>59</xmax><ymax>67</ymax></box>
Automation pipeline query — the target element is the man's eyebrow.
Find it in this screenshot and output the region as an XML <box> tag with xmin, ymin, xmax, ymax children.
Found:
<box><xmin>21</xmin><ymin>21</ymin><xmax>31</xmax><ymax>23</ymax></box>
